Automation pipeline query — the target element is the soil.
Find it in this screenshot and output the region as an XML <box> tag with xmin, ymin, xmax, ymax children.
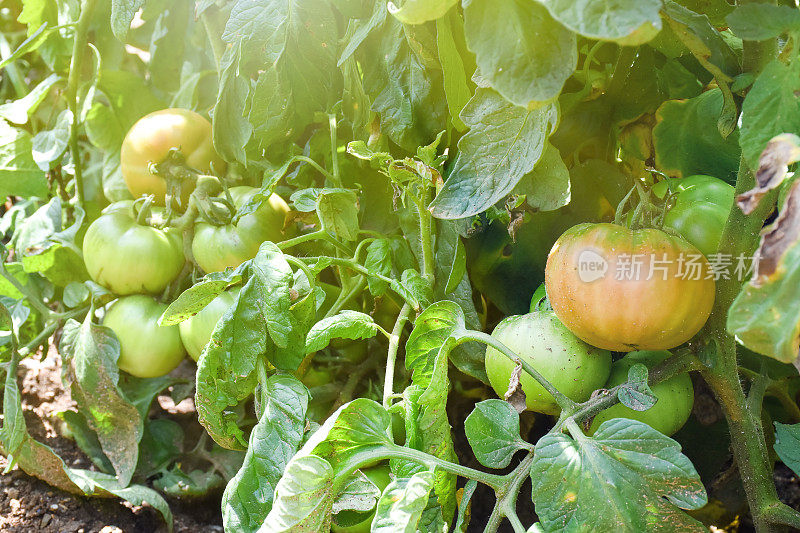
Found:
<box><xmin>0</xmin><ymin>342</ymin><xmax>224</xmax><ymax>532</ymax></box>
<box><xmin>3</xmin><ymin>343</ymin><xmax>800</xmax><ymax>532</ymax></box>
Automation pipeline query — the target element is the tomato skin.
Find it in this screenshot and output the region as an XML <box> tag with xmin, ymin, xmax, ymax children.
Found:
<box><xmin>192</xmin><ymin>186</ymin><xmax>291</xmax><ymax>273</ymax></box>
<box><xmin>589</xmin><ymin>351</ymin><xmax>694</xmax><ymax>436</ymax></box>
<box><xmin>120</xmin><ymin>109</ymin><xmax>226</xmax><ymax>205</ymax></box>
<box><xmin>545</xmin><ymin>223</ymin><xmax>715</xmax><ymax>351</ymax></box>
<box><xmin>331</xmin><ymin>465</ymin><xmax>392</xmax><ymax>533</ymax></box>
<box><xmin>179</xmin><ymin>288</ymin><xmax>239</xmax><ymax>361</ymax></box>
<box><xmin>653</xmin><ymin>175</ymin><xmax>734</xmax><ymax>257</ymax></box>
<box><xmin>104</xmin><ymin>295</ymin><xmax>186</xmax><ymax>378</ymax></box>
<box><xmin>484</xmin><ymin>311</ymin><xmax>612</xmax><ymax>415</ymax></box>
<box><xmin>83</xmin><ymin>204</ymin><xmax>184</xmax><ymax>295</ymax></box>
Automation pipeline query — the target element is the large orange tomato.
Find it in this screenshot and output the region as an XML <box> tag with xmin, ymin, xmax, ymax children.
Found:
<box><xmin>545</xmin><ymin>223</ymin><xmax>715</xmax><ymax>351</ymax></box>
<box><xmin>120</xmin><ymin>109</ymin><xmax>226</xmax><ymax>205</ymax></box>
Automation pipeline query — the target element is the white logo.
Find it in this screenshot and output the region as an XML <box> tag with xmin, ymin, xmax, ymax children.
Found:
<box><xmin>577</xmin><ymin>249</ymin><xmax>608</xmax><ymax>282</ymax></box>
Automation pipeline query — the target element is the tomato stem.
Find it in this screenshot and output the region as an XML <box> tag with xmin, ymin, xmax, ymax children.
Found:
<box><xmin>65</xmin><ymin>0</ymin><xmax>97</xmax><ymax>209</ymax></box>
<box><xmin>460</xmin><ymin>331</ymin><xmax>579</xmax><ymax>414</ymax></box>
<box><xmin>383</xmin><ymin>303</ymin><xmax>412</xmax><ymax>413</ymax></box>
<box><xmin>695</xmin><ymin>12</ymin><xmax>800</xmax><ymax>530</ymax></box>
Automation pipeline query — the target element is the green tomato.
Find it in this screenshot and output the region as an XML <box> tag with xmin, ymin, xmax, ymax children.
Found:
<box><xmin>83</xmin><ymin>203</ymin><xmax>184</xmax><ymax>295</ymax></box>
<box><xmin>104</xmin><ymin>295</ymin><xmax>186</xmax><ymax>378</ymax></box>
<box><xmin>179</xmin><ymin>288</ymin><xmax>239</xmax><ymax>361</ymax></box>
<box><xmin>120</xmin><ymin>108</ymin><xmax>226</xmax><ymax>206</ymax></box>
<box><xmin>589</xmin><ymin>351</ymin><xmax>694</xmax><ymax>436</ymax></box>
<box><xmin>192</xmin><ymin>186</ymin><xmax>291</xmax><ymax>273</ymax></box>
<box><xmin>653</xmin><ymin>175</ymin><xmax>734</xmax><ymax>258</ymax></box>
<box><xmin>484</xmin><ymin>311</ymin><xmax>613</xmax><ymax>415</ymax></box>
<box><xmin>331</xmin><ymin>465</ymin><xmax>392</xmax><ymax>533</ymax></box>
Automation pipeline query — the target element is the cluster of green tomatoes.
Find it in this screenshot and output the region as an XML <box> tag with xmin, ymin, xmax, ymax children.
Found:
<box><xmin>81</xmin><ymin>109</ymin><xmax>291</xmax><ymax>378</ymax></box>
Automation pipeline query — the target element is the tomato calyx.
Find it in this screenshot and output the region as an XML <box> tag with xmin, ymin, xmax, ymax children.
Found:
<box><xmin>148</xmin><ymin>148</ymin><xmax>206</xmax><ymax>214</ymax></box>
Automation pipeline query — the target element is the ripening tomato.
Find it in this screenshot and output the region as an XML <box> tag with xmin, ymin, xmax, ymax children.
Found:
<box><xmin>484</xmin><ymin>311</ymin><xmax>612</xmax><ymax>415</ymax></box>
<box><xmin>120</xmin><ymin>109</ymin><xmax>226</xmax><ymax>205</ymax></box>
<box><xmin>589</xmin><ymin>351</ymin><xmax>695</xmax><ymax>436</ymax></box>
<box><xmin>653</xmin><ymin>175</ymin><xmax>734</xmax><ymax>257</ymax></box>
<box><xmin>331</xmin><ymin>465</ymin><xmax>392</xmax><ymax>533</ymax></box>
<box><xmin>545</xmin><ymin>223</ymin><xmax>715</xmax><ymax>351</ymax></box>
<box><xmin>104</xmin><ymin>295</ymin><xmax>186</xmax><ymax>378</ymax></box>
<box><xmin>192</xmin><ymin>186</ymin><xmax>291</xmax><ymax>273</ymax></box>
<box><xmin>83</xmin><ymin>203</ymin><xmax>184</xmax><ymax>295</ymax></box>
<box><xmin>179</xmin><ymin>288</ymin><xmax>239</xmax><ymax>361</ymax></box>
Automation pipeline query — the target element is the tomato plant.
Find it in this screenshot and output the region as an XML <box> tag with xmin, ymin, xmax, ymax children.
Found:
<box><xmin>546</xmin><ymin>223</ymin><xmax>716</xmax><ymax>351</ymax></box>
<box><xmin>192</xmin><ymin>186</ymin><xmax>291</xmax><ymax>273</ymax></box>
<box><xmin>121</xmin><ymin>109</ymin><xmax>226</xmax><ymax>206</ymax></box>
<box><xmin>485</xmin><ymin>311</ymin><xmax>612</xmax><ymax>415</ymax></box>
<box><xmin>4</xmin><ymin>1</ymin><xmax>800</xmax><ymax>532</ymax></box>
<box><xmin>83</xmin><ymin>200</ymin><xmax>184</xmax><ymax>295</ymax></box>
<box><xmin>103</xmin><ymin>295</ymin><xmax>186</xmax><ymax>378</ymax></box>
<box><xmin>589</xmin><ymin>351</ymin><xmax>695</xmax><ymax>436</ymax></box>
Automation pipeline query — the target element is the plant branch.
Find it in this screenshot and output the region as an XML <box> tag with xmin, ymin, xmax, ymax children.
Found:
<box><xmin>66</xmin><ymin>0</ymin><xmax>98</xmax><ymax>208</ymax></box>
<box><xmin>383</xmin><ymin>303</ymin><xmax>412</xmax><ymax>411</ymax></box>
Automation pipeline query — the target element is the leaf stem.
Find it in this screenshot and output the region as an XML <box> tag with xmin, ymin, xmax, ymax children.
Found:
<box><xmin>279</xmin><ymin>230</ymin><xmax>352</xmax><ymax>256</ymax></box>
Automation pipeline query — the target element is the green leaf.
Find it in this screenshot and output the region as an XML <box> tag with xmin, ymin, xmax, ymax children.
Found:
<box><xmin>306</xmin><ymin>311</ymin><xmax>379</xmax><ymax>353</ymax></box>
<box><xmin>364</xmin><ymin>239</ymin><xmax>393</xmax><ymax>296</ymax></box>
<box><xmin>360</xmin><ymin>15</ymin><xmax>447</xmax><ymax>152</ymax></box>
<box><xmin>196</xmin><ymin>280</ymin><xmax>267</xmax><ymax>450</ymax></box>
<box><xmin>433</xmin><ymin>219</ymin><xmax>487</xmax><ymax>382</ymax></box>
<box><xmin>443</xmin><ymin>238</ymin><xmax>466</xmax><ymax>295</ymax></box>
<box><xmin>371</xmin><ymin>471</ymin><xmax>435</xmax><ymax>532</ymax></box>
<box><xmin>222</xmin><ymin>374</ymin><xmax>310</xmax><ymax>532</ymax></box>
<box><xmin>226</xmin><ymin>0</ymin><xmax>339</xmax><ymax>150</ymax></box>
<box><xmin>387</xmin><ymin>0</ymin><xmax>459</xmax><ymax>24</ymax></box>
<box><xmin>675</xmin><ymin>0</ymin><xmax>734</xmax><ymax>26</ymax></box>
<box><xmin>0</xmin><ymin>74</ymin><xmax>60</xmax><ymax>125</ymax></box>
<box><xmin>662</xmin><ymin>1</ymin><xmax>740</xmax><ymax>80</ymax></box>
<box><xmin>0</xmin><ymin>120</ymin><xmax>47</xmax><ymax>198</ymax></box>
<box><xmin>261</xmin><ymin>455</ymin><xmax>336</xmax><ymax>532</ymax></box>
<box><xmin>513</xmin><ymin>141</ymin><xmax>571</xmax><ymax>212</ymax></box>
<box><xmin>653</xmin><ymin>89</ymin><xmax>741</xmax><ymax>182</ymax></box>
<box><xmin>740</xmin><ymin>59</ymin><xmax>800</xmax><ymax>172</ymax></box>
<box><xmin>530</xmin><ymin>419</ymin><xmax>707</xmax><ymax>532</ymax></box>
<box><xmin>110</xmin><ymin>0</ymin><xmax>146</xmax><ymax>41</ymax></box>
<box><xmin>463</xmin><ymin>0</ymin><xmax>576</xmax><ymax>107</ymax></box>
<box><xmin>538</xmin><ymin>0</ymin><xmax>662</xmax><ymax>44</ymax></box>
<box><xmin>21</xmin><ymin>243</ymin><xmax>87</xmax><ymax>287</ymax></box>
<box><xmin>317</xmin><ymin>189</ymin><xmax>360</xmax><ymax>242</ymax></box>
<box><xmin>211</xmin><ymin>43</ymin><xmax>252</xmax><ymax>165</ymax></box>
<box><xmin>436</xmin><ymin>13</ymin><xmax>472</xmax><ymax>132</ymax></box>
<box><xmin>159</xmin><ymin>275</ymin><xmax>241</xmax><ymax>326</ymax></box>
<box><xmin>31</xmin><ymin>109</ymin><xmax>71</xmax><ymax>171</ymax></box>
<box><xmin>59</xmin><ymin>317</ymin><xmax>142</xmax><ymax>488</ymax></box>
<box><xmin>774</xmin><ymin>422</ymin><xmax>800</xmax><ymax>479</ymax></box>
<box><xmin>464</xmin><ymin>400</ymin><xmax>527</xmax><ymax>469</ymax></box>
<box><xmin>617</xmin><ymin>364</ymin><xmax>658</xmax><ymax>411</ymax></box>
<box><xmin>726</xmin><ymin>4</ymin><xmax>800</xmax><ymax>41</ymax></box>
<box><xmin>430</xmin><ymin>89</ymin><xmax>558</xmax><ymax>219</ymax></box>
